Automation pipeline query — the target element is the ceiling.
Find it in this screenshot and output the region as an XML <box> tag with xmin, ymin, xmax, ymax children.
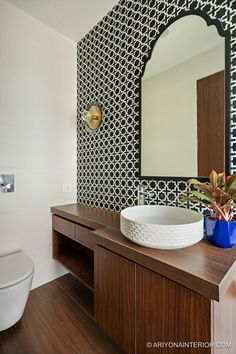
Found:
<box><xmin>6</xmin><ymin>0</ymin><xmax>119</xmax><ymax>42</ymax></box>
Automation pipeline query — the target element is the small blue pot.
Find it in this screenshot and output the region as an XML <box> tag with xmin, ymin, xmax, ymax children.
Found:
<box><xmin>204</xmin><ymin>216</ymin><xmax>236</xmax><ymax>248</ymax></box>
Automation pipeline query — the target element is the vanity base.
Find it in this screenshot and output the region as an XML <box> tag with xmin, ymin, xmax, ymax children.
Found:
<box><xmin>51</xmin><ymin>204</ymin><xmax>236</xmax><ymax>354</ymax></box>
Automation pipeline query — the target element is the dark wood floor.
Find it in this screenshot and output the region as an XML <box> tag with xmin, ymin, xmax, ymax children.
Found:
<box><xmin>0</xmin><ymin>274</ymin><xmax>122</xmax><ymax>354</ymax></box>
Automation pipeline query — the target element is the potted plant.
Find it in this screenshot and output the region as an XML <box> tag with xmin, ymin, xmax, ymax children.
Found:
<box><xmin>180</xmin><ymin>170</ymin><xmax>236</xmax><ymax>248</ymax></box>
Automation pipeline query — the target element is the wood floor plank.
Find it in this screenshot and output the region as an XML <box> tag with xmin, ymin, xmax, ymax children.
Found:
<box><xmin>0</xmin><ymin>274</ymin><xmax>122</xmax><ymax>354</ymax></box>
<box><xmin>55</xmin><ymin>274</ymin><xmax>94</xmax><ymax>318</ymax></box>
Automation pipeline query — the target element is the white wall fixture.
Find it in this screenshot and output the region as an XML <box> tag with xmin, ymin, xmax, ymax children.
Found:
<box><xmin>0</xmin><ymin>250</ymin><xmax>34</xmax><ymax>331</ymax></box>
<box><xmin>61</xmin><ymin>184</ymin><xmax>73</xmax><ymax>193</ymax></box>
<box><xmin>0</xmin><ymin>174</ymin><xmax>14</xmax><ymax>193</ymax></box>
<box><xmin>120</xmin><ymin>205</ymin><xmax>203</xmax><ymax>249</ymax></box>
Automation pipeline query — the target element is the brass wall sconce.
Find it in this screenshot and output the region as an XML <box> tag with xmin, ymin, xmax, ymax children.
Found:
<box><xmin>81</xmin><ymin>104</ymin><xmax>102</xmax><ymax>131</ymax></box>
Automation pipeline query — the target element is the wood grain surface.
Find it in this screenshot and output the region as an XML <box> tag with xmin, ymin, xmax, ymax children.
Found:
<box><xmin>136</xmin><ymin>265</ymin><xmax>211</xmax><ymax>354</ymax></box>
<box><xmin>52</xmin><ymin>204</ymin><xmax>236</xmax><ymax>301</ymax></box>
<box><xmin>95</xmin><ymin>245</ymin><xmax>135</xmax><ymax>354</ymax></box>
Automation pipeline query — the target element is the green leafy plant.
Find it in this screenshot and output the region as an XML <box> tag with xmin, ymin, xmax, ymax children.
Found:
<box><xmin>180</xmin><ymin>170</ymin><xmax>236</xmax><ymax>221</ymax></box>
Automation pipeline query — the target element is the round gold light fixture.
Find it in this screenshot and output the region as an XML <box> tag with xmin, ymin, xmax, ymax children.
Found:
<box><xmin>81</xmin><ymin>104</ymin><xmax>102</xmax><ymax>131</ymax></box>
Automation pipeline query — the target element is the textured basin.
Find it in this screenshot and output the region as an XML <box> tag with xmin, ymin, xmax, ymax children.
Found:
<box><xmin>120</xmin><ymin>205</ymin><xmax>203</xmax><ymax>249</ymax></box>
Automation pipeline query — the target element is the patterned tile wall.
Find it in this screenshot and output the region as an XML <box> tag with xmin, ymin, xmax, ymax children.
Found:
<box><xmin>77</xmin><ymin>0</ymin><xmax>236</xmax><ymax>213</ymax></box>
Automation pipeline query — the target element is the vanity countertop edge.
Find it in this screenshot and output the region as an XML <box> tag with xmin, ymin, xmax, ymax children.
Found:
<box><xmin>51</xmin><ymin>203</ymin><xmax>236</xmax><ymax>302</ymax></box>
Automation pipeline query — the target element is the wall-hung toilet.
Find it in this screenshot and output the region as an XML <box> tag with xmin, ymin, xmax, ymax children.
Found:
<box><xmin>0</xmin><ymin>250</ymin><xmax>34</xmax><ymax>331</ymax></box>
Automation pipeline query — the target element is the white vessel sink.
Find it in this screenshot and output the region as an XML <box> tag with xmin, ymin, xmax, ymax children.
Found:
<box><xmin>120</xmin><ymin>205</ymin><xmax>203</xmax><ymax>249</ymax></box>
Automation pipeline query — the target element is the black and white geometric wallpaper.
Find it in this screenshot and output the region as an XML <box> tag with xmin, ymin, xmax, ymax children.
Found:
<box><xmin>77</xmin><ymin>0</ymin><xmax>236</xmax><ymax>213</ymax></box>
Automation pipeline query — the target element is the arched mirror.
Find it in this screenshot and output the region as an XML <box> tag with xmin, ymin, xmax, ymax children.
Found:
<box><xmin>141</xmin><ymin>14</ymin><xmax>229</xmax><ymax>179</ymax></box>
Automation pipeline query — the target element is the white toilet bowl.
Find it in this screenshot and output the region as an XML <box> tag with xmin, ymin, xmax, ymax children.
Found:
<box><xmin>0</xmin><ymin>250</ymin><xmax>34</xmax><ymax>331</ymax></box>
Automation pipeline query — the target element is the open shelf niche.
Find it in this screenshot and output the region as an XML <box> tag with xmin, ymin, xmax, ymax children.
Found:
<box><xmin>53</xmin><ymin>230</ymin><xmax>94</xmax><ymax>317</ymax></box>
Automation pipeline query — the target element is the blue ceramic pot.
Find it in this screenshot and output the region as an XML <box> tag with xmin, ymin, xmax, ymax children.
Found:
<box><xmin>204</xmin><ymin>216</ymin><xmax>236</xmax><ymax>248</ymax></box>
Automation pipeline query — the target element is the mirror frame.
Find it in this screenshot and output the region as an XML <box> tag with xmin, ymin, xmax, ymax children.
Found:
<box><xmin>138</xmin><ymin>9</ymin><xmax>231</xmax><ymax>182</ymax></box>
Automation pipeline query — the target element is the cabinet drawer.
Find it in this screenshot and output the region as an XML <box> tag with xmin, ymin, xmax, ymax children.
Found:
<box><xmin>75</xmin><ymin>224</ymin><xmax>94</xmax><ymax>250</ymax></box>
<box><xmin>53</xmin><ymin>215</ymin><xmax>75</xmax><ymax>239</ymax></box>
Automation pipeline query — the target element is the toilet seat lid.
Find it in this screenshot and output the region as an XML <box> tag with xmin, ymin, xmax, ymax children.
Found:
<box><xmin>0</xmin><ymin>251</ymin><xmax>34</xmax><ymax>289</ymax></box>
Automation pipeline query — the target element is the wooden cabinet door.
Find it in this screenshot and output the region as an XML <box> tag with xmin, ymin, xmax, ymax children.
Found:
<box><xmin>136</xmin><ymin>265</ymin><xmax>211</xmax><ymax>354</ymax></box>
<box><xmin>94</xmin><ymin>245</ymin><xmax>135</xmax><ymax>354</ymax></box>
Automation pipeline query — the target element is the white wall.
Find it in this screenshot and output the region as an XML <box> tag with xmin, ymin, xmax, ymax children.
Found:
<box><xmin>142</xmin><ymin>43</ymin><xmax>224</xmax><ymax>177</ymax></box>
<box><xmin>0</xmin><ymin>0</ymin><xmax>77</xmax><ymax>288</ymax></box>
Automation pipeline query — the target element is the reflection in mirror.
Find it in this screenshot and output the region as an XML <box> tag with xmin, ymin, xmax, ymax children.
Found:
<box><xmin>141</xmin><ymin>15</ymin><xmax>225</xmax><ymax>178</ymax></box>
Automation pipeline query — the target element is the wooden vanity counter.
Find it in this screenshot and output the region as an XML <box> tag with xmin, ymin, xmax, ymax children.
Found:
<box><xmin>51</xmin><ymin>203</ymin><xmax>120</xmax><ymax>230</ymax></box>
<box><xmin>93</xmin><ymin>227</ymin><xmax>236</xmax><ymax>302</ymax></box>
<box><xmin>51</xmin><ymin>203</ymin><xmax>236</xmax><ymax>302</ymax></box>
<box><xmin>51</xmin><ymin>203</ymin><xmax>236</xmax><ymax>354</ymax></box>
